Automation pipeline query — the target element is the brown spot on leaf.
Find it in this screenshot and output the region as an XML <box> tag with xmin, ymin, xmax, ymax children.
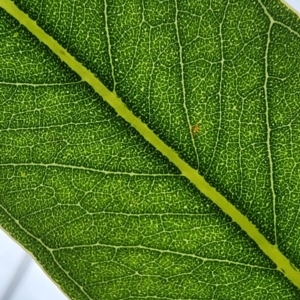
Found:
<box><xmin>191</xmin><ymin>124</ymin><xmax>200</xmax><ymax>135</ymax></box>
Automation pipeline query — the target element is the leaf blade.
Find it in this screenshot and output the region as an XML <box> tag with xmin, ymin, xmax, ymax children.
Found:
<box><xmin>1</xmin><ymin>0</ymin><xmax>300</xmax><ymax>298</ymax></box>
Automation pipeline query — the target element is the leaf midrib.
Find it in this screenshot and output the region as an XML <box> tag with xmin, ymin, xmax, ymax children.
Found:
<box><xmin>1</xmin><ymin>0</ymin><xmax>300</xmax><ymax>290</ymax></box>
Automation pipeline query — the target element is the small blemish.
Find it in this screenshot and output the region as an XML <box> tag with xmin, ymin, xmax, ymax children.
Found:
<box><xmin>191</xmin><ymin>123</ymin><xmax>200</xmax><ymax>135</ymax></box>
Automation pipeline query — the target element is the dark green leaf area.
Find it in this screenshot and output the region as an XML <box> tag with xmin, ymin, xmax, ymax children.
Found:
<box><xmin>10</xmin><ymin>0</ymin><xmax>279</xmax><ymax>246</ymax></box>
<box><xmin>0</xmin><ymin>10</ymin><xmax>78</xmax><ymax>85</ymax></box>
<box><xmin>13</xmin><ymin>0</ymin><xmax>115</xmax><ymax>90</ymax></box>
<box><xmin>264</xmin><ymin>16</ymin><xmax>300</xmax><ymax>265</ymax></box>
<box><xmin>0</xmin><ymin>79</ymin><xmax>178</xmax><ymax>175</ymax></box>
<box><xmin>4</xmin><ymin>159</ymin><xmax>297</xmax><ymax>298</ymax></box>
<box><xmin>53</xmin><ymin>246</ymin><xmax>297</xmax><ymax>300</ymax></box>
<box><xmin>1</xmin><ymin>0</ymin><xmax>300</xmax><ymax>299</ymax></box>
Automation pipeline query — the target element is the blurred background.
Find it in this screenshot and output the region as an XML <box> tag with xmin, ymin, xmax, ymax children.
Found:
<box><xmin>0</xmin><ymin>1</ymin><xmax>299</xmax><ymax>299</ymax></box>
<box><xmin>0</xmin><ymin>230</ymin><xmax>67</xmax><ymax>300</ymax></box>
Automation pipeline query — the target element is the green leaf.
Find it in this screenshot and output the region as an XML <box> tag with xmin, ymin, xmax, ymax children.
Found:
<box><xmin>1</xmin><ymin>0</ymin><xmax>300</xmax><ymax>298</ymax></box>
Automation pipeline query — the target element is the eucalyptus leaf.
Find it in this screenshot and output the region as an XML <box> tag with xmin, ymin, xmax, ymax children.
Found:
<box><xmin>1</xmin><ymin>0</ymin><xmax>300</xmax><ymax>299</ymax></box>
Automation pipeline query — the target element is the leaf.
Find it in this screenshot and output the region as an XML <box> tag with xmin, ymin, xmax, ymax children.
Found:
<box><xmin>1</xmin><ymin>0</ymin><xmax>300</xmax><ymax>299</ymax></box>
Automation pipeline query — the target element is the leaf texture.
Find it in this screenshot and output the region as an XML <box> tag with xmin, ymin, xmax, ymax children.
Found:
<box><xmin>1</xmin><ymin>0</ymin><xmax>300</xmax><ymax>299</ymax></box>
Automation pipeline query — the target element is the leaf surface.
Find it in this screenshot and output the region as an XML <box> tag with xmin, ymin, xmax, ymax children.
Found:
<box><xmin>1</xmin><ymin>0</ymin><xmax>300</xmax><ymax>299</ymax></box>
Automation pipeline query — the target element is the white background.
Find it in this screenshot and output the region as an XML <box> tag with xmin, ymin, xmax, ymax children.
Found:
<box><xmin>1</xmin><ymin>1</ymin><xmax>299</xmax><ymax>299</ymax></box>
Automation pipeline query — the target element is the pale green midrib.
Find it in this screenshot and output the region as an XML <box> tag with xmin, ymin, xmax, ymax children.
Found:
<box><xmin>1</xmin><ymin>0</ymin><xmax>300</xmax><ymax>290</ymax></box>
